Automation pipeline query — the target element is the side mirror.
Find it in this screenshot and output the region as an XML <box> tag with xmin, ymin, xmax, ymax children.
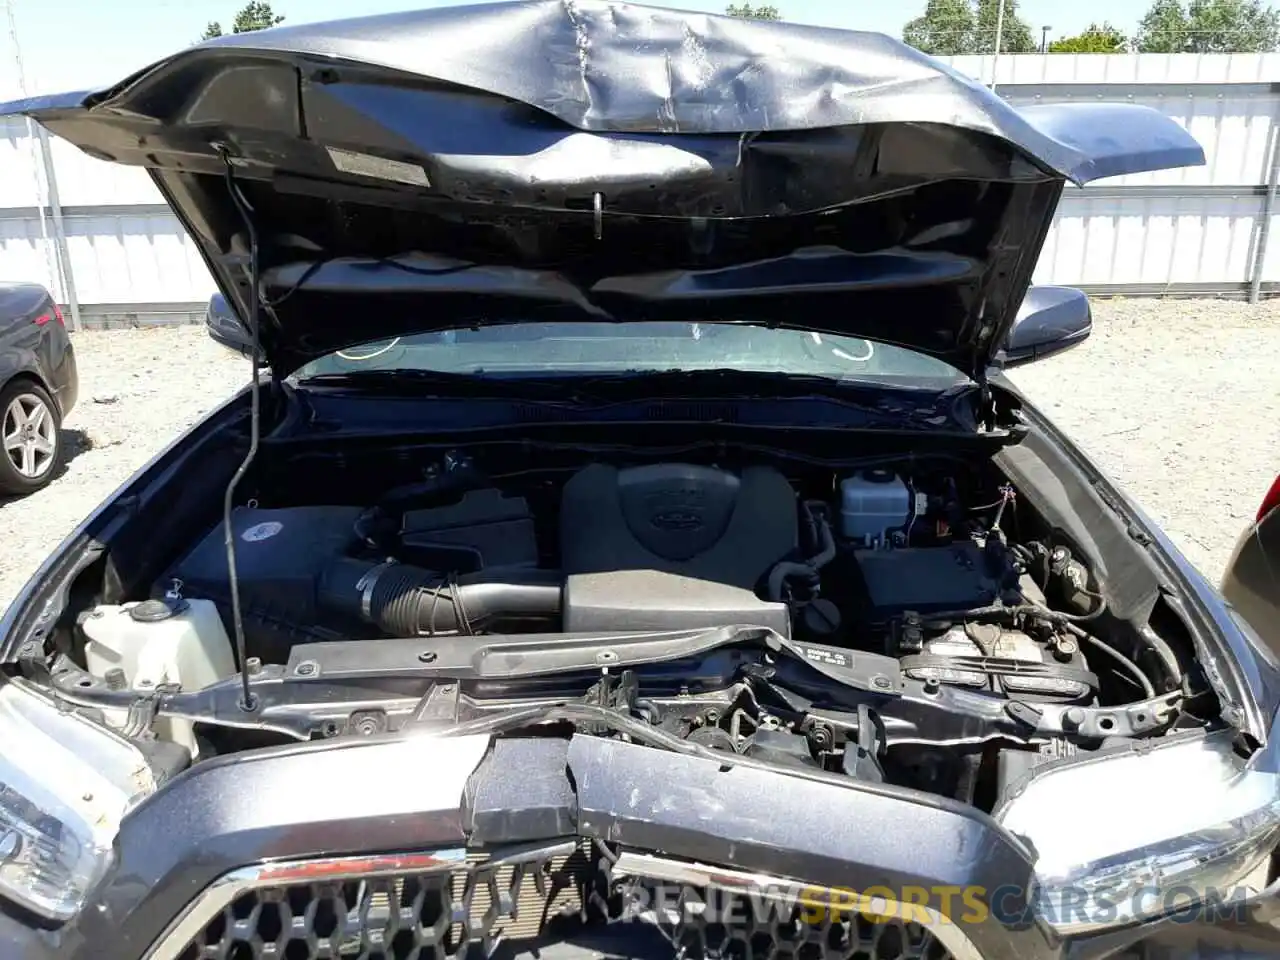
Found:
<box><xmin>999</xmin><ymin>286</ymin><xmax>1092</xmax><ymax>368</ymax></box>
<box><xmin>205</xmin><ymin>293</ymin><xmax>265</xmax><ymax>363</ymax></box>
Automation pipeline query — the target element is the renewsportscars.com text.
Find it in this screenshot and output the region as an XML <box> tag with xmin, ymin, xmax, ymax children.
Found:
<box><xmin>618</xmin><ymin>881</ymin><xmax>1255</xmax><ymax>928</ymax></box>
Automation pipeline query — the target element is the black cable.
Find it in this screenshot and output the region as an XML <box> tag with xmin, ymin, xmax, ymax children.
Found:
<box><xmin>219</xmin><ymin>156</ymin><xmax>263</xmax><ymax>713</ymax></box>
<box><xmin>1064</xmin><ymin>623</ymin><xmax>1156</xmax><ymax>699</ymax></box>
<box><xmin>922</xmin><ymin>598</ymin><xmax>1158</xmax><ymax>699</ymax></box>
<box><xmin>922</xmin><ymin>602</ymin><xmax>1097</xmax><ymax>625</ymax></box>
<box><xmin>263</xmin><ymin>254</ymin><xmax>481</xmax><ymax>309</ymax></box>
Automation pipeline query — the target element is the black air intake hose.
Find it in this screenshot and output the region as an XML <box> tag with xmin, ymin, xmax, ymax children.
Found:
<box><xmin>319</xmin><ymin>558</ymin><xmax>562</xmax><ymax>636</ymax></box>
<box><xmin>352</xmin><ymin>456</ymin><xmax>487</xmax><ymax>551</ymax></box>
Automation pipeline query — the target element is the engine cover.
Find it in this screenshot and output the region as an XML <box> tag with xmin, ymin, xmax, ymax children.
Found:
<box><xmin>560</xmin><ymin>463</ymin><xmax>797</xmax><ymax>587</ymax></box>
<box><xmin>559</xmin><ymin>463</ymin><xmax>797</xmax><ymax>636</ymax></box>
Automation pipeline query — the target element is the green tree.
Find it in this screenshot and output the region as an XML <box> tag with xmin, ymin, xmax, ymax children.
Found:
<box><xmin>1136</xmin><ymin>0</ymin><xmax>1280</xmax><ymax>52</ymax></box>
<box><xmin>1135</xmin><ymin>0</ymin><xmax>1187</xmax><ymax>50</ymax></box>
<box><xmin>903</xmin><ymin>0</ymin><xmax>1035</xmax><ymax>54</ymax></box>
<box><xmin>201</xmin><ymin>2</ymin><xmax>285</xmax><ymax>40</ymax></box>
<box><xmin>974</xmin><ymin>0</ymin><xmax>1036</xmax><ymax>52</ymax></box>
<box><xmin>903</xmin><ymin>0</ymin><xmax>976</xmax><ymax>54</ymax></box>
<box><xmin>725</xmin><ymin>4</ymin><xmax>781</xmax><ymax>19</ymax></box>
<box><xmin>1048</xmin><ymin>22</ymin><xmax>1129</xmax><ymax>51</ymax></box>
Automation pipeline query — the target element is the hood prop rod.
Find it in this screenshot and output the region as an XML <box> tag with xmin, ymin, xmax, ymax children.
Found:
<box><xmin>219</xmin><ymin>151</ymin><xmax>262</xmax><ymax>714</ymax></box>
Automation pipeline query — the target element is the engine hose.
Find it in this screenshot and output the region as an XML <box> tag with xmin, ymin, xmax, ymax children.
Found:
<box><xmin>766</xmin><ymin>508</ymin><xmax>836</xmax><ymax>602</ymax></box>
<box><xmin>922</xmin><ymin>601</ymin><xmax>1105</xmax><ymax>626</ymax></box>
<box><xmin>319</xmin><ymin>557</ymin><xmax>561</xmax><ymax>636</ymax></box>
<box><xmin>352</xmin><ymin>460</ymin><xmax>487</xmax><ymax>550</ymax></box>
<box><xmin>1138</xmin><ymin>623</ymin><xmax>1184</xmax><ymax>691</ymax></box>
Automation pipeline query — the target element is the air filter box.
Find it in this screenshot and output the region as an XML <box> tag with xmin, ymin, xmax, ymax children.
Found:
<box><xmin>163</xmin><ymin>505</ymin><xmax>365</xmax><ymax>661</ymax></box>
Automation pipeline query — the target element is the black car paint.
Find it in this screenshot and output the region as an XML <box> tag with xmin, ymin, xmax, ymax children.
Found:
<box><xmin>998</xmin><ymin>287</ymin><xmax>1094</xmax><ymax>368</ymax></box>
<box><xmin>0</xmin><ymin>283</ymin><xmax>78</xmax><ymax>421</ymax></box>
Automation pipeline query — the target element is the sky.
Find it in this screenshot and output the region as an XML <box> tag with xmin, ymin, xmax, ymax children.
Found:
<box><xmin>0</xmin><ymin>0</ymin><xmax>1156</xmax><ymax>100</ymax></box>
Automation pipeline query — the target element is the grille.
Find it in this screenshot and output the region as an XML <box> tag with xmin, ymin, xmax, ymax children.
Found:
<box><xmin>646</xmin><ymin>888</ymin><xmax>956</xmax><ymax>960</ymax></box>
<box><xmin>169</xmin><ymin>844</ymin><xmax>964</xmax><ymax>960</ymax></box>
<box><xmin>176</xmin><ymin>844</ymin><xmax>595</xmax><ymax>960</ymax></box>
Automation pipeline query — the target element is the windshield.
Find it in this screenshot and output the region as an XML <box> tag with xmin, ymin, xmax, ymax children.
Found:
<box><xmin>292</xmin><ymin>323</ymin><xmax>969</xmax><ymax>386</ymax></box>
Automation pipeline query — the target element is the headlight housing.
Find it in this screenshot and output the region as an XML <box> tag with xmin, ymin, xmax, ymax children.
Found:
<box><xmin>0</xmin><ymin>678</ymin><xmax>156</xmax><ymax>922</ymax></box>
<box><xmin>996</xmin><ymin>729</ymin><xmax>1280</xmax><ymax>934</ymax></box>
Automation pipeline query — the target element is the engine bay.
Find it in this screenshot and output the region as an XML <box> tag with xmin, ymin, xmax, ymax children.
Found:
<box><xmin>49</xmin><ymin>436</ymin><xmax>1203</xmax><ymax>815</ymax></box>
<box><xmin>156</xmin><ymin>454</ymin><xmax>1099</xmax><ymax>696</ymax></box>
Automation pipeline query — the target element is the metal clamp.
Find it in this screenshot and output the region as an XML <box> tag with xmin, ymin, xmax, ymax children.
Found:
<box><xmin>356</xmin><ymin>560</ymin><xmax>396</xmax><ymax>621</ymax></box>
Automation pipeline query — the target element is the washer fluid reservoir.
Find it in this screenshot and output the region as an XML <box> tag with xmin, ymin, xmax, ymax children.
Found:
<box><xmin>81</xmin><ymin>590</ymin><xmax>236</xmax><ymax>757</ymax></box>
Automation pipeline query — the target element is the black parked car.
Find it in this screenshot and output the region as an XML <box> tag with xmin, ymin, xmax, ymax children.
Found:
<box><xmin>1</xmin><ymin>6</ymin><xmax>1278</xmax><ymax>960</ymax></box>
<box><xmin>0</xmin><ymin>281</ymin><xmax>77</xmax><ymax>494</ymax></box>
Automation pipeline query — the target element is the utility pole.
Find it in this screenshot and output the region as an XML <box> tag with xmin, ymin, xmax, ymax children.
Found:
<box><xmin>990</xmin><ymin>0</ymin><xmax>1007</xmax><ymax>89</ymax></box>
<box><xmin>2</xmin><ymin>0</ymin><xmax>80</xmax><ymax>330</ymax></box>
<box><xmin>1041</xmin><ymin>25</ymin><xmax>1052</xmax><ymax>53</ymax></box>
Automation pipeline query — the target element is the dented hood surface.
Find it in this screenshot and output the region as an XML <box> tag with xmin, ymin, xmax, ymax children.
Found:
<box><xmin>0</xmin><ymin>1</ymin><xmax>1205</xmax><ymax>377</ymax></box>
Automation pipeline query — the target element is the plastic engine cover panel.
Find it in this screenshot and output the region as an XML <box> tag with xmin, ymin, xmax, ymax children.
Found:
<box><xmin>563</xmin><ymin>570</ymin><xmax>791</xmax><ymax>636</ymax></box>
<box><xmin>559</xmin><ymin>463</ymin><xmax>797</xmax><ymax>588</ymax></box>
<box><xmin>558</xmin><ymin>463</ymin><xmax>797</xmax><ymax>637</ymax></box>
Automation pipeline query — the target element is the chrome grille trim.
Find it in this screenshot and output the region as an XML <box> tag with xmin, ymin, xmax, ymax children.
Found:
<box><xmin>145</xmin><ymin>842</ymin><xmax>977</xmax><ymax>960</ymax></box>
<box><xmin>143</xmin><ymin>842</ymin><xmax>577</xmax><ymax>960</ymax></box>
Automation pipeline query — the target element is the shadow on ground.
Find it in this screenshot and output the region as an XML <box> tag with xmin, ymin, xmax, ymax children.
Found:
<box><xmin>0</xmin><ymin>428</ymin><xmax>94</xmax><ymax>508</ymax></box>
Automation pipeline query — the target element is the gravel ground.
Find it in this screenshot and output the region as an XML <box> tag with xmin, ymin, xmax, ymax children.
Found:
<box><xmin>0</xmin><ymin>300</ymin><xmax>1276</xmax><ymax>614</ymax></box>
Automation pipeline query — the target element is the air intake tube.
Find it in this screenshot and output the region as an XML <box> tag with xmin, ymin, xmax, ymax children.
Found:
<box><xmin>319</xmin><ymin>558</ymin><xmax>562</xmax><ymax>636</ymax></box>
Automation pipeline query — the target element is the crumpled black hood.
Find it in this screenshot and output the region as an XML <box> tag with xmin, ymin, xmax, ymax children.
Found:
<box><xmin>0</xmin><ymin>1</ymin><xmax>1205</xmax><ymax>377</ymax></box>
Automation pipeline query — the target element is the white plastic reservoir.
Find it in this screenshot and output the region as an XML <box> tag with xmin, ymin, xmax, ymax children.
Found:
<box><xmin>81</xmin><ymin>596</ymin><xmax>236</xmax><ymax>757</ymax></box>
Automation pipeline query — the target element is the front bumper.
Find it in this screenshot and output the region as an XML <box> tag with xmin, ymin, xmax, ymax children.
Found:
<box><xmin>0</xmin><ymin>733</ymin><xmax>1275</xmax><ymax>960</ymax></box>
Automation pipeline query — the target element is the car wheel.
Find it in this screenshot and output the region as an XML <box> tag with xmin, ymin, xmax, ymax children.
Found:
<box><xmin>0</xmin><ymin>380</ymin><xmax>64</xmax><ymax>495</ymax></box>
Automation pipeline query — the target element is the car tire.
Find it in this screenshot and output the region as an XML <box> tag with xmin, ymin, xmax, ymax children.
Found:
<box><xmin>0</xmin><ymin>380</ymin><xmax>64</xmax><ymax>495</ymax></box>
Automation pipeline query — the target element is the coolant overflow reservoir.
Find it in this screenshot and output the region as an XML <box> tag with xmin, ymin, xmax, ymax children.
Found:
<box><xmin>839</xmin><ymin>470</ymin><xmax>911</xmax><ymax>544</ymax></box>
<box><xmin>81</xmin><ymin>595</ymin><xmax>236</xmax><ymax>757</ymax></box>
